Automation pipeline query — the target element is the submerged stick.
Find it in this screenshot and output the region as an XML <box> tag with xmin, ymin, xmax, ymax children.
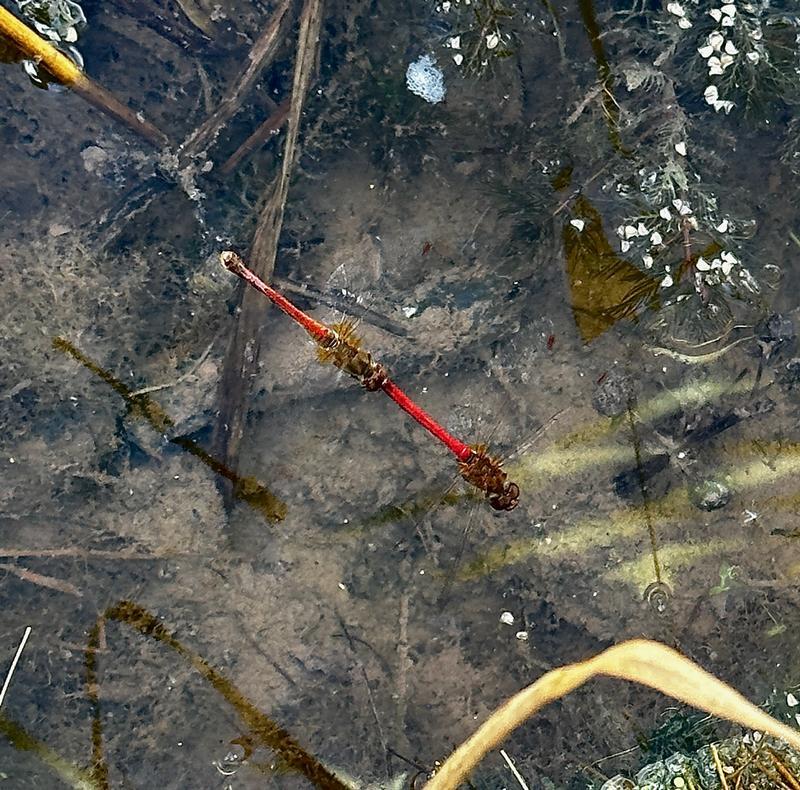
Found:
<box><xmin>213</xmin><ymin>0</ymin><xmax>324</xmax><ymax>504</ymax></box>
<box><xmin>181</xmin><ymin>0</ymin><xmax>292</xmax><ymax>157</ymax></box>
<box><xmin>220</xmin><ymin>97</ymin><xmax>291</xmax><ymax>174</ymax></box>
<box><xmin>0</xmin><ymin>6</ymin><xmax>168</xmax><ymax>148</ymax></box>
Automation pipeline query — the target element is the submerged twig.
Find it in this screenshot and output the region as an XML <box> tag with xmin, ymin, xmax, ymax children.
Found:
<box><xmin>214</xmin><ymin>0</ymin><xmax>325</xmax><ymax>499</ymax></box>
<box><xmin>0</xmin><ymin>563</ymin><xmax>82</xmax><ymax>597</ymax></box>
<box><xmin>220</xmin><ymin>97</ymin><xmax>292</xmax><ymax>175</ymax></box>
<box><xmin>181</xmin><ymin>0</ymin><xmax>292</xmax><ymax>158</ymax></box>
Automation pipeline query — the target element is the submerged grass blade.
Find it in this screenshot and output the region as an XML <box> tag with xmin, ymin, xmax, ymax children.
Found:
<box><xmin>426</xmin><ymin>639</ymin><xmax>800</xmax><ymax>790</ymax></box>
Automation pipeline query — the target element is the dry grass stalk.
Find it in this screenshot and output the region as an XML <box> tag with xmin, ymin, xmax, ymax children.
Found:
<box><xmin>214</xmin><ymin>0</ymin><xmax>325</xmax><ymax>488</ymax></box>
<box><xmin>425</xmin><ymin>639</ymin><xmax>800</xmax><ymax>790</ymax></box>
<box><xmin>0</xmin><ymin>6</ymin><xmax>168</xmax><ymax>147</ymax></box>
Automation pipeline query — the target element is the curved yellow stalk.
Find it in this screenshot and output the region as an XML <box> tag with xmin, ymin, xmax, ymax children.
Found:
<box><xmin>426</xmin><ymin>640</ymin><xmax>800</xmax><ymax>790</ymax></box>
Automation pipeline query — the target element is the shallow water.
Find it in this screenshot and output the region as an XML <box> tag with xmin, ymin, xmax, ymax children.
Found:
<box><xmin>2</xmin><ymin>0</ymin><xmax>800</xmax><ymax>787</ymax></box>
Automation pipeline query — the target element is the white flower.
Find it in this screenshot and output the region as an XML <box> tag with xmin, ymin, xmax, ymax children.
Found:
<box><xmin>713</xmin><ymin>99</ymin><xmax>735</xmax><ymax>113</ymax></box>
<box><xmin>453</xmin><ymin>53</ymin><xmax>464</xmax><ymax>65</ymax></box>
<box><xmin>721</xmin><ymin>259</ymin><xmax>734</xmax><ymax>276</ymax></box>
<box><xmin>448</xmin><ymin>35</ymin><xmax>461</xmax><ymax>49</ymax></box>
<box><xmin>721</xmin><ymin>3</ymin><xmax>736</xmax><ymax>17</ymax></box>
<box><xmin>709</xmin><ymin>8</ymin><xmax>723</xmax><ymax>21</ymax></box>
<box><xmin>719</xmin><ymin>53</ymin><xmax>734</xmax><ymax>68</ymax></box>
<box><xmin>787</xmin><ymin>693</ymin><xmax>799</xmax><ymax>708</ymax></box>
<box><xmin>675</xmin><ymin>141</ymin><xmax>687</xmax><ymax>156</ymax></box>
<box><xmin>708</xmin><ymin>57</ymin><xmax>724</xmax><ymax>75</ymax></box>
<box><xmin>500</xmin><ymin>611</ymin><xmax>515</xmax><ymax>625</ymax></box>
<box><xmin>650</xmin><ymin>231</ymin><xmax>663</xmax><ymax>245</ymax></box>
<box><xmin>696</xmin><ymin>257</ymin><xmax>712</xmax><ymax>271</ymax></box>
<box><xmin>721</xmin><ymin>15</ymin><xmax>734</xmax><ymax>26</ymax></box>
<box><xmin>621</xmin><ymin>240</ymin><xmax>632</xmax><ymax>253</ymax></box>
<box><xmin>678</xmin><ymin>17</ymin><xmax>692</xmax><ymax>28</ymax></box>
<box><xmin>637</xmin><ymin>222</ymin><xmax>649</xmax><ymax>236</ymax></box>
<box><xmin>746</xmin><ymin>51</ymin><xmax>760</xmax><ymax>63</ymax></box>
<box><xmin>569</xmin><ymin>219</ymin><xmax>585</xmax><ymax>232</ymax></box>
<box><xmin>698</xmin><ymin>44</ymin><xmax>714</xmax><ymax>58</ymax></box>
<box><xmin>704</xmin><ymin>85</ymin><xmax>720</xmax><ymax>104</ymax></box>
<box><xmin>624</xmin><ymin>224</ymin><xmax>638</xmax><ymax>239</ymax></box>
<box><xmin>441</xmin><ymin>1</ymin><xmax>452</xmax><ymax>10</ymax></box>
<box><xmin>616</xmin><ymin>225</ymin><xmax>626</xmax><ymax>237</ymax></box>
<box><xmin>724</xmin><ymin>40</ymin><xmax>738</xmax><ymax>55</ymax></box>
<box><xmin>708</xmin><ymin>31</ymin><xmax>724</xmax><ymax>50</ymax></box>
<box><xmin>659</xmin><ymin>207</ymin><xmax>672</xmax><ymax>220</ymax></box>
<box><xmin>666</xmin><ymin>1</ymin><xmax>685</xmax><ymax>15</ymax></box>
<box><xmin>643</xmin><ymin>254</ymin><xmax>654</xmax><ymax>268</ymax></box>
<box><xmin>661</xmin><ymin>274</ymin><xmax>674</xmax><ymax>288</ymax></box>
<box><xmin>486</xmin><ymin>32</ymin><xmax>500</xmax><ymax>49</ymax></box>
<box><xmin>715</xmin><ymin>219</ymin><xmax>729</xmax><ymax>233</ymax></box>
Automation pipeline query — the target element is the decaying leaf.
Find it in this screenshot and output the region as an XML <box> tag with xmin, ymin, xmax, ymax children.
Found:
<box><xmin>564</xmin><ymin>195</ymin><xmax>660</xmax><ymax>342</ymax></box>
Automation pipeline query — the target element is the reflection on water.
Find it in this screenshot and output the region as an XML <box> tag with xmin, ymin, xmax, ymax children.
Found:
<box><xmin>3</xmin><ymin>0</ymin><xmax>800</xmax><ymax>786</ymax></box>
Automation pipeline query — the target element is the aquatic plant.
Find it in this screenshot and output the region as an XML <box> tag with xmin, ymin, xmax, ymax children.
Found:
<box><xmin>435</xmin><ymin>0</ymin><xmax>515</xmax><ymax>76</ymax></box>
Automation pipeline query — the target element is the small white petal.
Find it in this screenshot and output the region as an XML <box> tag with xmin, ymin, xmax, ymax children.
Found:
<box><xmin>486</xmin><ymin>32</ymin><xmax>500</xmax><ymax>49</ymax></box>
<box><xmin>721</xmin><ymin>3</ymin><xmax>736</xmax><ymax>17</ymax></box>
<box><xmin>448</xmin><ymin>35</ymin><xmax>461</xmax><ymax>49</ymax></box>
<box><xmin>708</xmin><ymin>31</ymin><xmax>724</xmax><ymax>50</ymax></box>
<box><xmin>650</xmin><ymin>231</ymin><xmax>663</xmax><ymax>245</ymax></box>
<box><xmin>724</xmin><ymin>40</ymin><xmax>738</xmax><ymax>54</ymax></box>
<box><xmin>643</xmin><ymin>254</ymin><xmax>654</xmax><ymax>268</ymax></box>
<box><xmin>675</xmin><ymin>141</ymin><xmax>687</xmax><ymax>156</ymax></box>
<box><xmin>666</xmin><ymin>1</ymin><xmax>685</xmax><ymax>15</ymax></box>
<box><xmin>721</xmin><ymin>251</ymin><xmax>737</xmax><ymax>264</ymax></box>
<box><xmin>453</xmin><ymin>53</ymin><xmax>464</xmax><ymax>65</ymax></box>
<box><xmin>616</xmin><ymin>225</ymin><xmax>626</xmax><ymax>238</ymax></box>
<box><xmin>659</xmin><ymin>207</ymin><xmax>672</xmax><ymax>220</ymax></box>
<box><xmin>709</xmin><ymin>8</ymin><xmax>723</xmax><ymax>21</ymax></box>
<box><xmin>787</xmin><ymin>693</ymin><xmax>799</xmax><ymax>707</ymax></box>
<box><xmin>637</xmin><ymin>222</ymin><xmax>649</xmax><ymax>236</ymax></box>
<box><xmin>679</xmin><ymin>203</ymin><xmax>692</xmax><ymax>216</ymax></box>
<box><xmin>696</xmin><ymin>257</ymin><xmax>712</xmax><ymax>271</ymax></box>
<box><xmin>746</xmin><ymin>51</ymin><xmax>760</xmax><ymax>63</ymax></box>
<box><xmin>441</xmin><ymin>1</ymin><xmax>451</xmax><ymax>11</ymax></box>
<box><xmin>721</xmin><ymin>259</ymin><xmax>734</xmax><ymax>276</ymax></box>
<box><xmin>64</xmin><ymin>26</ymin><xmax>78</xmax><ymax>43</ymax></box>
<box><xmin>569</xmin><ymin>219</ymin><xmax>585</xmax><ymax>232</ymax></box>
<box><xmin>715</xmin><ymin>219</ymin><xmax>729</xmax><ymax>233</ymax></box>
<box><xmin>704</xmin><ymin>84</ymin><xmax>719</xmax><ymax>103</ymax></box>
<box><xmin>661</xmin><ymin>274</ymin><xmax>674</xmax><ymax>288</ymax></box>
<box><xmin>719</xmin><ymin>53</ymin><xmax>734</xmax><ymax>68</ymax></box>
<box><xmin>624</xmin><ymin>224</ymin><xmax>638</xmax><ymax>239</ymax></box>
<box><xmin>698</xmin><ymin>45</ymin><xmax>715</xmax><ymax>58</ymax></box>
<box><xmin>708</xmin><ymin>63</ymin><xmax>724</xmax><ymax>76</ymax></box>
<box><xmin>500</xmin><ymin>611</ymin><xmax>515</xmax><ymax>625</ymax></box>
<box><xmin>721</xmin><ymin>15</ymin><xmax>734</xmax><ymax>26</ymax></box>
<box><xmin>678</xmin><ymin>17</ymin><xmax>692</xmax><ymax>28</ymax></box>
<box><xmin>621</xmin><ymin>240</ymin><xmax>632</xmax><ymax>253</ymax></box>
<box><xmin>672</xmin><ymin>198</ymin><xmax>685</xmax><ymax>211</ymax></box>
<box><xmin>752</xmin><ymin>28</ymin><xmax>763</xmax><ymax>40</ymax></box>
